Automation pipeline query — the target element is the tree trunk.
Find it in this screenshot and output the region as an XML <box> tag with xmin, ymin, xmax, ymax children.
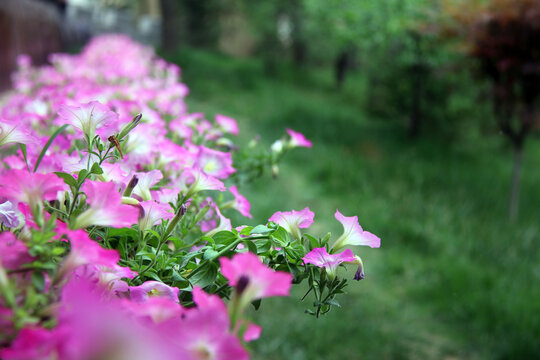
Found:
<box><xmin>160</xmin><ymin>0</ymin><xmax>182</xmax><ymax>52</ymax></box>
<box><xmin>509</xmin><ymin>144</ymin><xmax>523</xmax><ymax>221</ymax></box>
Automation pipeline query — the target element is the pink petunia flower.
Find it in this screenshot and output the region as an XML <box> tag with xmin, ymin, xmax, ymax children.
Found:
<box><xmin>0</xmin><ymin>121</ymin><xmax>37</xmax><ymax>147</ymax></box>
<box><xmin>129</xmin><ymin>281</ymin><xmax>180</xmax><ymax>303</ymax></box>
<box><xmin>286</xmin><ymin>128</ymin><xmax>312</xmax><ymax>148</ymax></box>
<box><xmin>132</xmin><ymin>169</ymin><xmax>163</xmax><ymax>201</ymax></box>
<box><xmin>331</xmin><ymin>209</ymin><xmax>381</xmax><ymax>251</ymax></box>
<box><xmin>0</xmin><ymin>201</ymin><xmax>22</xmax><ymax>228</ymax></box>
<box><xmin>302</xmin><ymin>247</ymin><xmax>355</xmax><ymax>280</ymax></box>
<box><xmin>228</xmin><ymin>186</ymin><xmax>252</xmax><ymax>218</ymax></box>
<box><xmin>138</xmin><ymin>200</ymin><xmax>174</xmax><ymax>232</ymax></box>
<box><xmin>268</xmin><ymin>206</ymin><xmax>314</xmax><ymax>241</ymax></box>
<box><xmin>0</xmin><ymin>169</ymin><xmax>64</xmax><ymax>209</ymax></box>
<box><xmin>73</xmin><ymin>180</ymin><xmax>139</xmax><ymax>229</ymax></box>
<box><xmin>215</xmin><ymin>114</ymin><xmax>239</xmax><ymax>135</ymax></box>
<box><xmin>194</xmin><ymin>146</ymin><xmax>236</xmax><ymax>179</ymax></box>
<box><xmin>0</xmin><ymin>232</ymin><xmax>34</xmax><ymax>270</ymax></box>
<box><xmin>220</xmin><ymin>252</ymin><xmax>292</xmax><ymax>311</ymax></box>
<box><xmin>180</xmin><ymin>167</ymin><xmax>225</xmax><ymax>197</ymax></box>
<box><xmin>58</xmin><ymin>101</ymin><xmax>118</xmax><ymax>142</ymax></box>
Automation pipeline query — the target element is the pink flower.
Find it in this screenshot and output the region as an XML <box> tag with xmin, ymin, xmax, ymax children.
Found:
<box><xmin>286</xmin><ymin>128</ymin><xmax>312</xmax><ymax>148</ymax></box>
<box><xmin>0</xmin><ymin>169</ymin><xmax>64</xmax><ymax>207</ymax></box>
<box><xmin>195</xmin><ymin>146</ymin><xmax>235</xmax><ymax>179</ymax></box>
<box><xmin>73</xmin><ymin>180</ymin><xmax>139</xmax><ymax>229</ymax></box>
<box><xmin>130</xmin><ymin>281</ymin><xmax>180</xmax><ymax>303</ymax></box>
<box><xmin>133</xmin><ymin>169</ymin><xmax>163</xmax><ymax>201</ymax></box>
<box><xmin>202</xmin><ymin>199</ymin><xmax>232</xmax><ymax>237</ymax></box>
<box><xmin>63</xmin><ymin>232</ymin><xmax>120</xmax><ymax>271</ymax></box>
<box><xmin>138</xmin><ymin>200</ymin><xmax>174</xmax><ymax>232</ymax></box>
<box><xmin>228</xmin><ymin>186</ymin><xmax>252</xmax><ymax>218</ymax></box>
<box><xmin>220</xmin><ymin>252</ymin><xmax>292</xmax><ymax>307</ymax></box>
<box><xmin>331</xmin><ymin>209</ymin><xmax>381</xmax><ymax>251</ymax></box>
<box><xmin>0</xmin><ymin>326</ymin><xmax>64</xmax><ymax>360</ymax></box>
<box><xmin>0</xmin><ymin>232</ymin><xmax>33</xmax><ymax>270</ymax></box>
<box><xmin>268</xmin><ymin>206</ymin><xmax>314</xmax><ymax>240</ymax></box>
<box><xmin>0</xmin><ymin>201</ymin><xmax>22</xmax><ymax>228</ymax></box>
<box><xmin>180</xmin><ymin>167</ymin><xmax>225</xmax><ymax>197</ymax></box>
<box><xmin>58</xmin><ymin>101</ymin><xmax>118</xmax><ymax>141</ymax></box>
<box><xmin>0</xmin><ymin>121</ymin><xmax>37</xmax><ymax>147</ymax></box>
<box><xmin>215</xmin><ymin>114</ymin><xmax>239</xmax><ymax>135</ymax></box>
<box><xmin>303</xmin><ymin>247</ymin><xmax>355</xmax><ymax>280</ymax></box>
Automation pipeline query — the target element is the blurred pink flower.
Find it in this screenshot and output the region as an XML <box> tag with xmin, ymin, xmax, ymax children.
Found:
<box><xmin>180</xmin><ymin>167</ymin><xmax>225</xmax><ymax>196</ymax></box>
<box><xmin>0</xmin><ymin>121</ymin><xmax>37</xmax><ymax>147</ymax></box>
<box><xmin>195</xmin><ymin>146</ymin><xmax>235</xmax><ymax>179</ymax></box>
<box><xmin>269</xmin><ymin>206</ymin><xmax>314</xmax><ymax>240</ymax></box>
<box><xmin>331</xmin><ymin>209</ymin><xmax>381</xmax><ymax>251</ymax></box>
<box><xmin>130</xmin><ymin>281</ymin><xmax>180</xmax><ymax>303</ymax></box>
<box><xmin>0</xmin><ymin>169</ymin><xmax>64</xmax><ymax>207</ymax></box>
<box><xmin>58</xmin><ymin>101</ymin><xmax>118</xmax><ymax>141</ymax></box>
<box><xmin>0</xmin><ymin>232</ymin><xmax>33</xmax><ymax>270</ymax></box>
<box><xmin>215</xmin><ymin>114</ymin><xmax>239</xmax><ymax>135</ymax></box>
<box><xmin>228</xmin><ymin>186</ymin><xmax>252</xmax><ymax>218</ymax></box>
<box><xmin>74</xmin><ymin>180</ymin><xmax>139</xmax><ymax>229</ymax></box>
<box><xmin>286</xmin><ymin>128</ymin><xmax>312</xmax><ymax>148</ymax></box>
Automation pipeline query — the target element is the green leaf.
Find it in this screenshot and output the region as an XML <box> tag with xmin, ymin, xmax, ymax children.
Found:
<box><xmin>203</xmin><ymin>248</ymin><xmax>219</xmax><ymax>260</ymax></box>
<box><xmin>239</xmin><ymin>226</ymin><xmax>253</xmax><ymax>236</ymax></box>
<box><xmin>254</xmin><ymin>239</ymin><xmax>272</xmax><ymax>254</ymax></box>
<box><xmin>244</xmin><ymin>239</ymin><xmax>258</xmax><ymax>254</ymax></box>
<box><xmin>77</xmin><ymin>169</ymin><xmax>89</xmax><ymax>186</ymax></box>
<box><xmin>90</xmin><ymin>162</ymin><xmax>103</xmax><ymax>174</ymax></box>
<box><xmin>54</xmin><ymin>172</ymin><xmax>78</xmax><ymax>188</ymax></box>
<box><xmin>250</xmin><ymin>225</ymin><xmax>272</xmax><ymax>235</ymax></box>
<box><xmin>304</xmin><ymin>234</ymin><xmax>320</xmax><ymax>249</ymax></box>
<box><xmin>19</xmin><ymin>143</ymin><xmax>30</xmax><ymax>171</ymax></box>
<box><xmin>212</xmin><ymin>231</ymin><xmax>237</xmax><ymax>245</ymax></box>
<box><xmin>251</xmin><ymin>299</ymin><xmax>262</xmax><ymax>310</ymax></box>
<box><xmin>189</xmin><ymin>262</ymin><xmax>218</xmax><ymax>288</ymax></box>
<box><xmin>32</xmin><ymin>272</ymin><xmax>45</xmax><ymax>292</ymax></box>
<box><xmin>34</xmin><ymin>124</ymin><xmax>69</xmax><ymax>172</ymax></box>
<box><xmin>326</xmin><ymin>298</ymin><xmax>341</xmax><ymax>307</ymax></box>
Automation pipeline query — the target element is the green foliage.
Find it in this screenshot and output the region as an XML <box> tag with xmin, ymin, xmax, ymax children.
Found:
<box><xmin>166</xmin><ymin>47</ymin><xmax>540</xmax><ymax>359</ymax></box>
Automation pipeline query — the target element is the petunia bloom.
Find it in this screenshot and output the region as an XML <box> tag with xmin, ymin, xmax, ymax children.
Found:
<box><xmin>220</xmin><ymin>252</ymin><xmax>292</xmax><ymax>311</ymax></box>
<box><xmin>73</xmin><ymin>180</ymin><xmax>139</xmax><ymax>229</ymax></box>
<box><xmin>194</xmin><ymin>146</ymin><xmax>236</xmax><ymax>179</ymax></box>
<box><xmin>286</xmin><ymin>128</ymin><xmax>312</xmax><ymax>148</ymax></box>
<box><xmin>138</xmin><ymin>200</ymin><xmax>174</xmax><ymax>232</ymax></box>
<box><xmin>180</xmin><ymin>167</ymin><xmax>225</xmax><ymax>198</ymax></box>
<box><xmin>58</xmin><ymin>101</ymin><xmax>118</xmax><ymax>142</ymax></box>
<box><xmin>0</xmin><ymin>170</ymin><xmax>64</xmax><ymax>213</ymax></box>
<box><xmin>129</xmin><ymin>281</ymin><xmax>180</xmax><ymax>303</ymax></box>
<box><xmin>302</xmin><ymin>247</ymin><xmax>355</xmax><ymax>280</ymax></box>
<box><xmin>268</xmin><ymin>206</ymin><xmax>314</xmax><ymax>241</ymax></box>
<box><xmin>227</xmin><ymin>186</ymin><xmax>252</xmax><ymax>218</ymax></box>
<box><xmin>0</xmin><ymin>201</ymin><xmax>22</xmax><ymax>228</ymax></box>
<box><xmin>215</xmin><ymin>114</ymin><xmax>239</xmax><ymax>135</ymax></box>
<box><xmin>0</xmin><ymin>121</ymin><xmax>37</xmax><ymax>147</ymax></box>
<box><xmin>132</xmin><ymin>169</ymin><xmax>163</xmax><ymax>201</ymax></box>
<box><xmin>331</xmin><ymin>209</ymin><xmax>381</xmax><ymax>251</ymax></box>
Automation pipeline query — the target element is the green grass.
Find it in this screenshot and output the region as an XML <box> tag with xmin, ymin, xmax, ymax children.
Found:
<box><xmin>164</xmin><ymin>48</ymin><xmax>540</xmax><ymax>360</ymax></box>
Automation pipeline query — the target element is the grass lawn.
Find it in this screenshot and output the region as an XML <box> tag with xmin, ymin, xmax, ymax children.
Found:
<box><xmin>164</xmin><ymin>48</ymin><xmax>540</xmax><ymax>360</ymax></box>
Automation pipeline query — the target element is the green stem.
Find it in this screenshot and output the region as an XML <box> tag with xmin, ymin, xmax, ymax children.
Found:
<box><xmin>186</xmin><ymin>235</ymin><xmax>269</xmax><ymax>280</ymax></box>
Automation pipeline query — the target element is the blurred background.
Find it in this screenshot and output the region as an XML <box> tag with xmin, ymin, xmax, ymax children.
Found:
<box><xmin>1</xmin><ymin>0</ymin><xmax>539</xmax><ymax>359</ymax></box>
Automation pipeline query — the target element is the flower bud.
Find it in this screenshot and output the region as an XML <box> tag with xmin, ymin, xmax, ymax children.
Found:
<box><xmin>123</xmin><ymin>175</ymin><xmax>139</xmax><ymax>197</ymax></box>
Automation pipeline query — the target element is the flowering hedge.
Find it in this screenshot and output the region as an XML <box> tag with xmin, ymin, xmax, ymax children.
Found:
<box><xmin>0</xmin><ymin>35</ymin><xmax>380</xmax><ymax>360</ymax></box>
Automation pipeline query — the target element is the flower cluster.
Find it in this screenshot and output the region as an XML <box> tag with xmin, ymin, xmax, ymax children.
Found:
<box><xmin>0</xmin><ymin>35</ymin><xmax>380</xmax><ymax>359</ymax></box>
